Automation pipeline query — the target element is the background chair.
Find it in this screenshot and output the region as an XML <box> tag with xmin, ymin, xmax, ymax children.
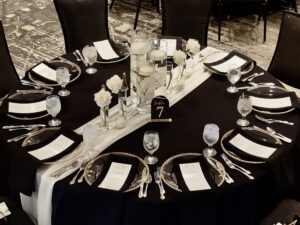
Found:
<box><xmin>53</xmin><ymin>0</ymin><xmax>110</xmax><ymax>53</ymax></box>
<box><xmin>216</xmin><ymin>0</ymin><xmax>270</xmax><ymax>42</ymax></box>
<box><xmin>161</xmin><ymin>0</ymin><xmax>213</xmax><ymax>47</ymax></box>
<box><xmin>268</xmin><ymin>11</ymin><xmax>300</xmax><ymax>90</ymax></box>
<box><xmin>0</xmin><ymin>20</ymin><xmax>20</xmax><ymax>99</ymax></box>
<box><xmin>260</xmin><ymin>199</ymin><xmax>300</xmax><ymax>225</ymax></box>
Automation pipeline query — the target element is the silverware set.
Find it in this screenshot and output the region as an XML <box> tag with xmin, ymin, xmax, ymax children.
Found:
<box><xmin>51</xmin><ymin>160</ymin><xmax>80</xmax><ymax>178</ymax></box>
<box><xmin>241</xmin><ymin>72</ymin><xmax>264</xmax><ymax>82</ymax></box>
<box><xmin>69</xmin><ymin>157</ymin><xmax>90</xmax><ymax>185</ymax></box>
<box><xmin>3</xmin><ymin>124</ymin><xmax>46</xmax><ymax>143</ymax></box>
<box><xmin>221</xmin><ymin>154</ymin><xmax>254</xmax><ymax>180</ymax></box>
<box><xmin>255</xmin><ymin>114</ymin><xmax>294</xmax><ymax>126</ymax></box>
<box><xmin>154</xmin><ymin>169</ymin><xmax>166</xmax><ymax>200</ymax></box>
<box><xmin>253</xmin><ymin>125</ymin><xmax>292</xmax><ymax>143</ymax></box>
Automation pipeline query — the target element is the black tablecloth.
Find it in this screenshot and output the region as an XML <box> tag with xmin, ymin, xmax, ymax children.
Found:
<box><xmin>0</xmin><ymin>50</ymin><xmax>300</xmax><ymax>225</ymax></box>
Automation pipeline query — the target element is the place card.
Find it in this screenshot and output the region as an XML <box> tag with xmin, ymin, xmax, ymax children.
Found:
<box><xmin>0</xmin><ymin>202</ymin><xmax>11</xmax><ymax>220</ymax></box>
<box><xmin>8</xmin><ymin>100</ymin><xmax>46</xmax><ymax>114</ymax></box>
<box><xmin>98</xmin><ymin>162</ymin><xmax>132</xmax><ymax>191</ymax></box>
<box><xmin>229</xmin><ymin>133</ymin><xmax>277</xmax><ymax>159</ymax></box>
<box><xmin>211</xmin><ymin>55</ymin><xmax>247</xmax><ymax>74</ymax></box>
<box><xmin>32</xmin><ymin>63</ymin><xmax>57</xmax><ymax>82</ymax></box>
<box><xmin>250</xmin><ymin>96</ymin><xmax>292</xmax><ymax>109</ymax></box>
<box><xmin>93</xmin><ymin>40</ymin><xmax>119</xmax><ymax>60</ymax></box>
<box><xmin>179</xmin><ymin>162</ymin><xmax>211</xmax><ymax>191</ymax></box>
<box><xmin>162</xmin><ymin>39</ymin><xmax>177</xmax><ymax>57</ymax></box>
<box><xmin>28</xmin><ymin>135</ymin><xmax>74</xmax><ymax>160</ymax></box>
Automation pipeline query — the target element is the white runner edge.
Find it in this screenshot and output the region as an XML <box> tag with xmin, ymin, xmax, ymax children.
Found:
<box><xmin>20</xmin><ymin>46</ymin><xmax>217</xmax><ymax>225</ymax></box>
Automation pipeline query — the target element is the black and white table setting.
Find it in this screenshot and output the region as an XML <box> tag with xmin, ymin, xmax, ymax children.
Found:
<box><xmin>0</xmin><ymin>35</ymin><xmax>300</xmax><ymax>225</ymax></box>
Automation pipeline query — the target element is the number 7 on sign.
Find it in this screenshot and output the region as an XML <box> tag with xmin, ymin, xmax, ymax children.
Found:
<box><xmin>157</xmin><ymin>106</ymin><xmax>164</xmax><ymax>118</ymax></box>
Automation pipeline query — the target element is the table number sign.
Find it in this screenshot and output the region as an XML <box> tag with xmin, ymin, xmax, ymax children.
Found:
<box><xmin>151</xmin><ymin>96</ymin><xmax>172</xmax><ymax>122</ymax></box>
<box><xmin>0</xmin><ymin>202</ymin><xmax>11</xmax><ymax>221</ymax></box>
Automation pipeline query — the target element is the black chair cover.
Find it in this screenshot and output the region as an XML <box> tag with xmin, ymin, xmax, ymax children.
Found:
<box><xmin>268</xmin><ymin>11</ymin><xmax>300</xmax><ymax>89</ymax></box>
<box><xmin>161</xmin><ymin>0</ymin><xmax>213</xmax><ymax>46</ymax></box>
<box><xmin>0</xmin><ymin>21</ymin><xmax>20</xmax><ymax>98</ymax></box>
<box><xmin>53</xmin><ymin>0</ymin><xmax>110</xmax><ymax>53</ymax></box>
<box><xmin>260</xmin><ymin>199</ymin><xmax>300</xmax><ymax>225</ymax></box>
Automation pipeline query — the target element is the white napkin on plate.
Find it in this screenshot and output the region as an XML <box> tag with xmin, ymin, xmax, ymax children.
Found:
<box><xmin>93</xmin><ymin>40</ymin><xmax>119</xmax><ymax>60</ymax></box>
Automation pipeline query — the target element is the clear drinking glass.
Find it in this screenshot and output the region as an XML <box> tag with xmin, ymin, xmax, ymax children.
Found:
<box><xmin>83</xmin><ymin>124</ymin><xmax>99</xmax><ymax>152</ymax></box>
<box><xmin>46</xmin><ymin>95</ymin><xmax>62</xmax><ymax>126</ymax></box>
<box><xmin>227</xmin><ymin>64</ymin><xmax>241</xmax><ymax>93</ymax></box>
<box><xmin>143</xmin><ymin>131</ymin><xmax>160</xmax><ymax>164</ymax></box>
<box><xmin>82</xmin><ymin>46</ymin><xmax>98</xmax><ymax>74</ymax></box>
<box><xmin>56</xmin><ymin>67</ymin><xmax>71</xmax><ymax>97</ymax></box>
<box><xmin>203</xmin><ymin>124</ymin><xmax>219</xmax><ymax>157</ymax></box>
<box><xmin>237</xmin><ymin>94</ymin><xmax>252</xmax><ymax>126</ymax></box>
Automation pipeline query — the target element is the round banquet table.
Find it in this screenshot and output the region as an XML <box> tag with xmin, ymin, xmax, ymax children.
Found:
<box><xmin>0</xmin><ymin>47</ymin><xmax>300</xmax><ymax>225</ymax></box>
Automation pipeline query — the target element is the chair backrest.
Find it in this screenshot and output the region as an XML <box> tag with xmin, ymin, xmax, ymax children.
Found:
<box><xmin>268</xmin><ymin>11</ymin><xmax>300</xmax><ymax>89</ymax></box>
<box><xmin>53</xmin><ymin>0</ymin><xmax>110</xmax><ymax>53</ymax></box>
<box><xmin>0</xmin><ymin>20</ymin><xmax>20</xmax><ymax>98</ymax></box>
<box><xmin>161</xmin><ymin>0</ymin><xmax>213</xmax><ymax>47</ymax></box>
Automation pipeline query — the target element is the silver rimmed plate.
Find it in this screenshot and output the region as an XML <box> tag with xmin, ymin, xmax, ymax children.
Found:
<box><xmin>203</xmin><ymin>51</ymin><xmax>254</xmax><ymax>75</ymax></box>
<box><xmin>247</xmin><ymin>85</ymin><xmax>295</xmax><ymax>115</ymax></box>
<box><xmin>221</xmin><ymin>126</ymin><xmax>282</xmax><ymax>164</ymax></box>
<box><xmin>160</xmin><ymin>153</ymin><xmax>225</xmax><ymax>192</ymax></box>
<box><xmin>6</xmin><ymin>89</ymin><xmax>50</xmax><ymax>121</ymax></box>
<box><xmin>84</xmin><ymin>152</ymin><xmax>149</xmax><ymax>192</ymax></box>
<box><xmin>22</xmin><ymin>127</ymin><xmax>60</xmax><ymax>147</ymax></box>
<box><xmin>28</xmin><ymin>59</ymin><xmax>81</xmax><ymax>87</ymax></box>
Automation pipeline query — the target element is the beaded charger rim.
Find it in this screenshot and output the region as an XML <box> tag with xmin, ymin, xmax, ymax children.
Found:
<box><xmin>83</xmin><ymin>151</ymin><xmax>150</xmax><ymax>193</ymax></box>
<box><xmin>28</xmin><ymin>58</ymin><xmax>82</xmax><ymax>87</ymax></box>
<box><xmin>21</xmin><ymin>127</ymin><xmax>84</xmax><ymax>165</ymax></box>
<box><xmin>7</xmin><ymin>89</ymin><xmax>51</xmax><ymax>121</ymax></box>
<box><xmin>220</xmin><ymin>127</ymin><xmax>282</xmax><ymax>164</ymax></box>
<box><xmin>160</xmin><ymin>152</ymin><xmax>226</xmax><ymax>192</ymax></box>
<box><xmin>248</xmin><ymin>85</ymin><xmax>295</xmax><ymax>115</ymax></box>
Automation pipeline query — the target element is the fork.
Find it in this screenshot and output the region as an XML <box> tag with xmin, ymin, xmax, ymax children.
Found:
<box><xmin>154</xmin><ymin>171</ymin><xmax>165</xmax><ymax>200</ymax></box>
<box><xmin>221</xmin><ymin>154</ymin><xmax>254</xmax><ymax>180</ymax></box>
<box><xmin>7</xmin><ymin>128</ymin><xmax>39</xmax><ymax>142</ymax></box>
<box><xmin>241</xmin><ymin>72</ymin><xmax>264</xmax><ymax>82</ymax></box>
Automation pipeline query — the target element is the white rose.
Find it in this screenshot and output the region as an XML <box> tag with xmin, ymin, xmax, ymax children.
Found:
<box><xmin>173</xmin><ymin>50</ymin><xmax>186</xmax><ymax>66</ymax></box>
<box><xmin>94</xmin><ymin>88</ymin><xmax>112</xmax><ymax>107</ymax></box>
<box><xmin>187</xmin><ymin>39</ymin><xmax>200</xmax><ymax>55</ymax></box>
<box><xmin>106</xmin><ymin>75</ymin><xmax>123</xmax><ymax>94</ymax></box>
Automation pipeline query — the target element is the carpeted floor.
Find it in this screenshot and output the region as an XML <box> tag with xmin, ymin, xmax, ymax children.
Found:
<box><xmin>1</xmin><ymin>0</ymin><xmax>299</xmax><ymax>77</ymax></box>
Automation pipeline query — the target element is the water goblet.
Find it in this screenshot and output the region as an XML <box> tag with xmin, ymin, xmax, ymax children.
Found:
<box><xmin>203</xmin><ymin>123</ymin><xmax>219</xmax><ymax>157</ymax></box>
<box><xmin>46</xmin><ymin>95</ymin><xmax>62</xmax><ymax>127</ymax></box>
<box><xmin>143</xmin><ymin>131</ymin><xmax>160</xmax><ymax>164</ymax></box>
<box><xmin>237</xmin><ymin>94</ymin><xmax>252</xmax><ymax>126</ymax></box>
<box><xmin>227</xmin><ymin>64</ymin><xmax>241</xmax><ymax>93</ymax></box>
<box><xmin>82</xmin><ymin>46</ymin><xmax>98</xmax><ymax>74</ymax></box>
<box><xmin>56</xmin><ymin>67</ymin><xmax>71</xmax><ymax>97</ymax></box>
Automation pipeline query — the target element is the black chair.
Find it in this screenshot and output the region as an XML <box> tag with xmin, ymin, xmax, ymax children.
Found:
<box><xmin>0</xmin><ymin>197</ymin><xmax>35</xmax><ymax>225</ymax></box>
<box><xmin>268</xmin><ymin>11</ymin><xmax>300</xmax><ymax>89</ymax></box>
<box><xmin>53</xmin><ymin>0</ymin><xmax>110</xmax><ymax>53</ymax></box>
<box><xmin>0</xmin><ymin>20</ymin><xmax>20</xmax><ymax>99</ymax></box>
<box><xmin>216</xmin><ymin>0</ymin><xmax>270</xmax><ymax>42</ymax></box>
<box><xmin>260</xmin><ymin>199</ymin><xmax>300</xmax><ymax>225</ymax></box>
<box><xmin>161</xmin><ymin>0</ymin><xmax>213</xmax><ymax>47</ymax></box>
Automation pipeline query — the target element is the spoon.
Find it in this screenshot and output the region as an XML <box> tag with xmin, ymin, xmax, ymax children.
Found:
<box><xmin>143</xmin><ymin>174</ymin><xmax>152</xmax><ymax>198</ymax></box>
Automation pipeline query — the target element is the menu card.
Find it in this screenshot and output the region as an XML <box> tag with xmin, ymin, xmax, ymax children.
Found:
<box><xmin>250</xmin><ymin>96</ymin><xmax>292</xmax><ymax>109</ymax></box>
<box><xmin>93</xmin><ymin>40</ymin><xmax>119</xmax><ymax>60</ymax></box>
<box><xmin>229</xmin><ymin>133</ymin><xmax>277</xmax><ymax>159</ymax></box>
<box><xmin>179</xmin><ymin>162</ymin><xmax>211</xmax><ymax>191</ymax></box>
<box><xmin>211</xmin><ymin>55</ymin><xmax>246</xmax><ymax>74</ymax></box>
<box><xmin>98</xmin><ymin>162</ymin><xmax>132</xmax><ymax>191</ymax></box>
<box><xmin>32</xmin><ymin>63</ymin><xmax>57</xmax><ymax>82</ymax></box>
<box><xmin>8</xmin><ymin>100</ymin><xmax>46</xmax><ymax>114</ymax></box>
<box><xmin>28</xmin><ymin>135</ymin><xmax>74</xmax><ymax>160</ymax></box>
<box><xmin>162</xmin><ymin>39</ymin><xmax>177</xmax><ymax>57</ymax></box>
<box><xmin>0</xmin><ymin>202</ymin><xmax>11</xmax><ymax>220</ymax></box>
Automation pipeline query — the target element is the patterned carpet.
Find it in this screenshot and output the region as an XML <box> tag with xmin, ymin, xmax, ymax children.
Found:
<box><xmin>1</xmin><ymin>0</ymin><xmax>299</xmax><ymax>77</ymax></box>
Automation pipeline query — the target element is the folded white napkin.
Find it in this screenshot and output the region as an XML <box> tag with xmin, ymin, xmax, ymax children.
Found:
<box><xmin>32</xmin><ymin>63</ymin><xmax>57</xmax><ymax>82</ymax></box>
<box><xmin>93</xmin><ymin>40</ymin><xmax>119</xmax><ymax>60</ymax></box>
<box><xmin>0</xmin><ymin>202</ymin><xmax>11</xmax><ymax>220</ymax></box>
<box><xmin>251</xmin><ymin>96</ymin><xmax>292</xmax><ymax>109</ymax></box>
<box><xmin>8</xmin><ymin>100</ymin><xmax>46</xmax><ymax>114</ymax></box>
<box><xmin>211</xmin><ymin>55</ymin><xmax>246</xmax><ymax>73</ymax></box>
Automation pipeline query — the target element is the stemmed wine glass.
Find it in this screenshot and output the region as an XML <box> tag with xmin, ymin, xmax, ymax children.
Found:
<box><xmin>82</xmin><ymin>45</ymin><xmax>98</xmax><ymax>74</ymax></box>
<box><xmin>143</xmin><ymin>131</ymin><xmax>160</xmax><ymax>164</ymax></box>
<box><xmin>46</xmin><ymin>95</ymin><xmax>62</xmax><ymax>126</ymax></box>
<box><xmin>237</xmin><ymin>94</ymin><xmax>252</xmax><ymax>126</ymax></box>
<box><xmin>203</xmin><ymin>123</ymin><xmax>219</xmax><ymax>157</ymax></box>
<box><xmin>56</xmin><ymin>67</ymin><xmax>71</xmax><ymax>97</ymax></box>
<box><xmin>227</xmin><ymin>64</ymin><xmax>241</xmax><ymax>93</ymax></box>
